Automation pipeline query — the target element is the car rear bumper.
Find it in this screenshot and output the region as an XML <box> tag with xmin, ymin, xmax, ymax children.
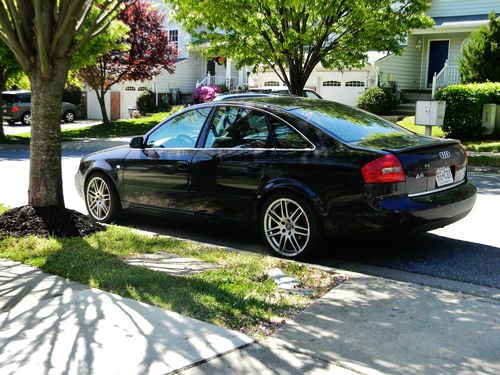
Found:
<box><xmin>373</xmin><ymin>180</ymin><xmax>477</xmax><ymax>232</ymax></box>
<box><xmin>324</xmin><ymin>180</ymin><xmax>477</xmax><ymax>235</ymax></box>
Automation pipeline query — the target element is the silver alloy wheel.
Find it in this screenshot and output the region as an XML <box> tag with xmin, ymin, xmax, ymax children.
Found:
<box><xmin>23</xmin><ymin>113</ymin><xmax>31</xmax><ymax>125</ymax></box>
<box><xmin>86</xmin><ymin>176</ymin><xmax>112</xmax><ymax>220</ymax></box>
<box><xmin>65</xmin><ymin>111</ymin><xmax>75</xmax><ymax>122</ymax></box>
<box><xmin>264</xmin><ymin>198</ymin><xmax>310</xmax><ymax>257</ymax></box>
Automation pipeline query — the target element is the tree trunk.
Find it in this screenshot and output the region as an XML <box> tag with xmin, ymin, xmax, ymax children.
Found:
<box><xmin>287</xmin><ymin>66</ymin><xmax>306</xmax><ymax>96</ymax></box>
<box><xmin>95</xmin><ymin>88</ymin><xmax>110</xmax><ymax>124</ymax></box>
<box><xmin>28</xmin><ymin>60</ymin><xmax>70</xmax><ymax>208</ymax></box>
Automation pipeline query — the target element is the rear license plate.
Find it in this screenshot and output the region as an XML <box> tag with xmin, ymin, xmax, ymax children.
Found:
<box><xmin>436</xmin><ymin>166</ymin><xmax>453</xmax><ymax>187</ymax></box>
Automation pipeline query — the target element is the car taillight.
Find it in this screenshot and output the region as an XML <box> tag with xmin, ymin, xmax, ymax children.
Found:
<box><xmin>11</xmin><ymin>106</ymin><xmax>19</xmax><ymax>113</ymax></box>
<box><xmin>459</xmin><ymin>143</ymin><xmax>468</xmax><ymax>166</ymax></box>
<box><xmin>361</xmin><ymin>154</ymin><xmax>405</xmax><ymax>184</ymax></box>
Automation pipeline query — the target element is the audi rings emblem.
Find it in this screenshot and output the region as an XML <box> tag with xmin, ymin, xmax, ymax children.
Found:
<box><xmin>439</xmin><ymin>151</ymin><xmax>451</xmax><ymax>159</ymax></box>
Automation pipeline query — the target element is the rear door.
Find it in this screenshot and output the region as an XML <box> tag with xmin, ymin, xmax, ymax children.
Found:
<box><xmin>122</xmin><ymin>107</ymin><xmax>211</xmax><ymax>213</ymax></box>
<box><xmin>190</xmin><ymin>105</ymin><xmax>275</xmax><ymax>222</ymax></box>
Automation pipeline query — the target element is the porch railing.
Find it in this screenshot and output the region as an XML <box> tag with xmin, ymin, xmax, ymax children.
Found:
<box><xmin>432</xmin><ymin>60</ymin><xmax>461</xmax><ymax>98</ymax></box>
<box><xmin>196</xmin><ymin>74</ymin><xmax>247</xmax><ymax>90</ymax></box>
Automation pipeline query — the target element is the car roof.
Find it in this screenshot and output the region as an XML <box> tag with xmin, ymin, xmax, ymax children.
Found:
<box><xmin>202</xmin><ymin>96</ymin><xmax>345</xmax><ymax>114</ymax></box>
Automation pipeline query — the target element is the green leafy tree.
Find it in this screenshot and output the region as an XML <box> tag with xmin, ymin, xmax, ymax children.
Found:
<box><xmin>0</xmin><ymin>1</ymin><xmax>124</xmax><ymax>209</ymax></box>
<box><xmin>459</xmin><ymin>12</ymin><xmax>500</xmax><ymax>83</ymax></box>
<box><xmin>0</xmin><ymin>40</ymin><xmax>22</xmax><ymax>140</ymax></box>
<box><xmin>167</xmin><ymin>0</ymin><xmax>433</xmax><ymax>94</ymax></box>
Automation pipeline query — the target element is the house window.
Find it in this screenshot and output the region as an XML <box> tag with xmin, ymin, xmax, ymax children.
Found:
<box><xmin>138</xmin><ymin>87</ymin><xmax>147</xmax><ymax>91</ymax></box>
<box><xmin>169</xmin><ymin>29</ymin><xmax>179</xmax><ymax>49</ymax></box>
<box><xmin>125</xmin><ymin>86</ymin><xmax>136</xmax><ymax>91</ymax></box>
<box><xmin>264</xmin><ymin>81</ymin><xmax>280</xmax><ymax>86</ymax></box>
<box><xmin>345</xmin><ymin>81</ymin><xmax>365</xmax><ymax>87</ymax></box>
<box><xmin>322</xmin><ymin>81</ymin><xmax>341</xmax><ymax>87</ymax></box>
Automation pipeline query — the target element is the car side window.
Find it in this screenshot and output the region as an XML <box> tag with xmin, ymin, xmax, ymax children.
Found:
<box><xmin>304</xmin><ymin>90</ymin><xmax>320</xmax><ymax>99</ymax></box>
<box><xmin>269</xmin><ymin>116</ymin><xmax>312</xmax><ymax>150</ymax></box>
<box><xmin>204</xmin><ymin>107</ymin><xmax>271</xmax><ymax>149</ymax></box>
<box><xmin>146</xmin><ymin>107</ymin><xmax>210</xmax><ymax>148</ymax></box>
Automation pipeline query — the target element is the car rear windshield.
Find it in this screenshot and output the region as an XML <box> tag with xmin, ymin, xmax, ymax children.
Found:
<box><xmin>1</xmin><ymin>94</ymin><xmax>15</xmax><ymax>104</ymax></box>
<box><xmin>289</xmin><ymin>101</ymin><xmax>411</xmax><ymax>144</ymax></box>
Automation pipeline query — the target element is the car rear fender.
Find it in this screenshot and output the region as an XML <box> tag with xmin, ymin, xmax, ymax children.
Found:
<box><xmin>256</xmin><ymin>177</ymin><xmax>327</xmax><ymax>219</ymax></box>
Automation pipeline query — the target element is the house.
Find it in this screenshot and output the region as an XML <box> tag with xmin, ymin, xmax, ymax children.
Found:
<box><xmin>375</xmin><ymin>0</ymin><xmax>500</xmax><ymax>114</ymax></box>
<box><xmin>253</xmin><ymin>0</ymin><xmax>500</xmax><ymax>109</ymax></box>
<box><xmin>251</xmin><ymin>52</ymin><xmax>385</xmax><ymax>106</ymax></box>
<box><xmin>86</xmin><ymin>0</ymin><xmax>248</xmax><ymax>120</ymax></box>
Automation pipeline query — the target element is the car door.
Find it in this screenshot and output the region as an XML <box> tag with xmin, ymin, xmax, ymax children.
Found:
<box><xmin>122</xmin><ymin>107</ymin><xmax>211</xmax><ymax>213</ymax></box>
<box><xmin>190</xmin><ymin>105</ymin><xmax>275</xmax><ymax>222</ymax></box>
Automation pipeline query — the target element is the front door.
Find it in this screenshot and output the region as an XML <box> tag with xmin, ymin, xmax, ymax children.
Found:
<box><xmin>207</xmin><ymin>60</ymin><xmax>216</xmax><ymax>76</ymax></box>
<box><xmin>427</xmin><ymin>40</ymin><xmax>449</xmax><ymax>86</ymax></box>
<box><xmin>191</xmin><ymin>106</ymin><xmax>275</xmax><ymax>222</ymax></box>
<box><xmin>122</xmin><ymin>107</ymin><xmax>211</xmax><ymax>213</ymax></box>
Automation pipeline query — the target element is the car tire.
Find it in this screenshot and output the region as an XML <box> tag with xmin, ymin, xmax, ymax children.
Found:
<box><xmin>63</xmin><ymin>110</ymin><xmax>76</xmax><ymax>123</ymax></box>
<box><xmin>259</xmin><ymin>192</ymin><xmax>323</xmax><ymax>259</ymax></box>
<box><xmin>21</xmin><ymin>112</ymin><xmax>31</xmax><ymax>126</ymax></box>
<box><xmin>84</xmin><ymin>172</ymin><xmax>122</xmax><ymax>223</ymax></box>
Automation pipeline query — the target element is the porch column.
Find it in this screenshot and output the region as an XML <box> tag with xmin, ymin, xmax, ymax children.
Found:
<box><xmin>238</xmin><ymin>68</ymin><xmax>244</xmax><ymax>90</ymax></box>
<box><xmin>226</xmin><ymin>58</ymin><xmax>232</xmax><ymax>89</ymax></box>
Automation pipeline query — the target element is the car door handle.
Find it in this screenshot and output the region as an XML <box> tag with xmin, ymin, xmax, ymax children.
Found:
<box><xmin>248</xmin><ymin>162</ymin><xmax>264</xmax><ymax>172</ymax></box>
<box><xmin>177</xmin><ymin>160</ymin><xmax>190</xmax><ymax>171</ymax></box>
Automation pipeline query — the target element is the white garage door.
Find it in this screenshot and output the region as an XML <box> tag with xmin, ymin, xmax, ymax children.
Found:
<box><xmin>121</xmin><ymin>85</ymin><xmax>149</xmax><ymax>119</ymax></box>
<box><xmin>319</xmin><ymin>72</ymin><xmax>368</xmax><ymax>106</ymax></box>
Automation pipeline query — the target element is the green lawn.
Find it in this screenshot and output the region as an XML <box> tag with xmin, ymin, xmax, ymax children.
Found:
<box><xmin>1</xmin><ymin>106</ymin><xmax>184</xmax><ymax>142</ymax></box>
<box><xmin>396</xmin><ymin>116</ymin><xmax>445</xmax><ymax>138</ymax></box>
<box><xmin>0</xmin><ymin>204</ymin><xmax>340</xmax><ymax>337</ymax></box>
<box><xmin>397</xmin><ymin>116</ymin><xmax>500</xmax><ymax>154</ymax></box>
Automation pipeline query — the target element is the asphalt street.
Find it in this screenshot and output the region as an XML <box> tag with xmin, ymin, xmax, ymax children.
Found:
<box><xmin>0</xmin><ymin>140</ymin><xmax>498</xmax><ymax>289</ymax></box>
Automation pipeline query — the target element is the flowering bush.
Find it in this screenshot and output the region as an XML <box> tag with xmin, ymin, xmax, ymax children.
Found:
<box><xmin>193</xmin><ymin>85</ymin><xmax>219</xmax><ymax>103</ymax></box>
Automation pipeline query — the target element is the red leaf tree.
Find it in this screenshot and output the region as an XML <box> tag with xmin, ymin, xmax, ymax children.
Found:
<box><xmin>80</xmin><ymin>0</ymin><xmax>177</xmax><ymax>123</ymax></box>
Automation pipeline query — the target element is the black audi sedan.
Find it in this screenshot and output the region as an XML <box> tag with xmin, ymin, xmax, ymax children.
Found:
<box><xmin>75</xmin><ymin>97</ymin><xmax>476</xmax><ymax>258</ymax></box>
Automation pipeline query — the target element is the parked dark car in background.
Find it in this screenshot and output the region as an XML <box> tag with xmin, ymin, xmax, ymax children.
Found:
<box><xmin>75</xmin><ymin>97</ymin><xmax>476</xmax><ymax>259</ymax></box>
<box><xmin>1</xmin><ymin>90</ymin><xmax>78</xmax><ymax>125</ymax></box>
<box><xmin>248</xmin><ymin>86</ymin><xmax>323</xmax><ymax>99</ymax></box>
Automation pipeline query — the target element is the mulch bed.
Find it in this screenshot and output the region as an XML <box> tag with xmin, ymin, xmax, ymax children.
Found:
<box><xmin>0</xmin><ymin>206</ymin><xmax>104</xmax><ymax>238</ymax></box>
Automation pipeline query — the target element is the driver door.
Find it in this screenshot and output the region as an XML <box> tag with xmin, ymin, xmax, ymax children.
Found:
<box><xmin>122</xmin><ymin>107</ymin><xmax>211</xmax><ymax>213</ymax></box>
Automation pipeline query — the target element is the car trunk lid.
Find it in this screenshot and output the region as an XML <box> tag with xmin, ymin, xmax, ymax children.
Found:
<box><xmin>386</xmin><ymin>139</ymin><xmax>467</xmax><ymax>196</ymax></box>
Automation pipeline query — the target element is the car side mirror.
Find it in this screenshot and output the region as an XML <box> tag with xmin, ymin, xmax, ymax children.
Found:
<box><xmin>129</xmin><ymin>136</ymin><xmax>144</xmax><ymax>149</ymax></box>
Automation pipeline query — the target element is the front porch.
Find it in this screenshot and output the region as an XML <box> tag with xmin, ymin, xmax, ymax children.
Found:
<box><xmin>377</xmin><ymin>31</ymin><xmax>469</xmax><ymax>98</ymax></box>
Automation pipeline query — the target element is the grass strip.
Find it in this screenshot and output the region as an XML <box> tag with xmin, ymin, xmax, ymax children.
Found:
<box><xmin>0</xmin><ymin>204</ymin><xmax>342</xmax><ymax>338</ymax></box>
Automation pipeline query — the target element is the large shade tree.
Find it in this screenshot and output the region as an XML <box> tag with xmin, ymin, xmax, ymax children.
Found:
<box><xmin>167</xmin><ymin>0</ymin><xmax>433</xmax><ymax>94</ymax></box>
<box><xmin>0</xmin><ymin>1</ymin><xmax>125</xmax><ymax>208</ymax></box>
<box><xmin>459</xmin><ymin>12</ymin><xmax>500</xmax><ymax>83</ymax></box>
<box><xmin>79</xmin><ymin>0</ymin><xmax>178</xmax><ymax>123</ymax></box>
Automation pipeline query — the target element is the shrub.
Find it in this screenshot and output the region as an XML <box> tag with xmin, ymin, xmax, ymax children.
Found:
<box><xmin>193</xmin><ymin>85</ymin><xmax>219</xmax><ymax>103</ymax></box>
<box><xmin>459</xmin><ymin>12</ymin><xmax>500</xmax><ymax>83</ymax></box>
<box><xmin>136</xmin><ymin>89</ymin><xmax>156</xmax><ymax>114</ymax></box>
<box><xmin>435</xmin><ymin>82</ymin><xmax>500</xmax><ymax>139</ymax></box>
<box><xmin>217</xmin><ymin>84</ymin><xmax>229</xmax><ymax>93</ymax></box>
<box><xmin>356</xmin><ymin>87</ymin><xmax>394</xmax><ymax>115</ymax></box>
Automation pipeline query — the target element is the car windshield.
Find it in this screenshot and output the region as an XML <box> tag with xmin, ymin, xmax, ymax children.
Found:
<box><xmin>288</xmin><ymin>100</ymin><xmax>411</xmax><ymax>144</ymax></box>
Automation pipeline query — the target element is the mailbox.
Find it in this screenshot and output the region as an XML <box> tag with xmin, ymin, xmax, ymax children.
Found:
<box><xmin>415</xmin><ymin>101</ymin><xmax>446</xmax><ymax>126</ymax></box>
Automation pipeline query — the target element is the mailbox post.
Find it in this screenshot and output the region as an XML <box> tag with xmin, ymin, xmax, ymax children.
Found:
<box><xmin>415</xmin><ymin>101</ymin><xmax>446</xmax><ymax>136</ymax></box>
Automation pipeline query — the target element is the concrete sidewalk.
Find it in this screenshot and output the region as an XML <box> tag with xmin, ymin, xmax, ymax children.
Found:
<box><xmin>0</xmin><ymin>259</ymin><xmax>253</xmax><ymax>375</ymax></box>
<box><xmin>181</xmin><ymin>272</ymin><xmax>500</xmax><ymax>375</ymax></box>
